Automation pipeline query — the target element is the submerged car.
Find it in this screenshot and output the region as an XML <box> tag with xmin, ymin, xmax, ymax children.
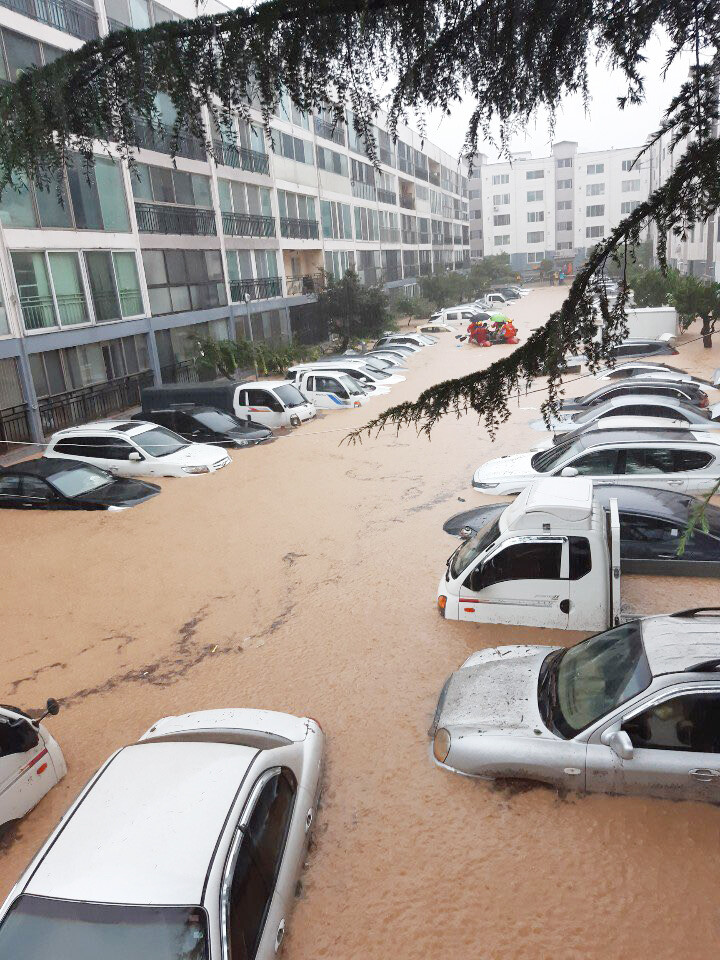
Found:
<box><xmin>473</xmin><ymin>429</ymin><xmax>720</xmax><ymax>496</ymax></box>
<box><xmin>597</xmin><ymin>361</ymin><xmax>720</xmax><ymax>390</ymax></box>
<box><xmin>430</xmin><ymin>609</ymin><xmax>720</xmax><ymax>803</ymax></box>
<box><xmin>559</xmin><ymin>379</ymin><xmax>709</xmax><ymax>412</ymax></box>
<box><xmin>539</xmin><ymin>416</ymin><xmax>720</xmax><ymax>447</ymax></box>
<box><xmin>532</xmin><ymin>394</ymin><xmax>720</xmax><ymax>434</ymax></box>
<box><xmin>0</xmin><ymin>459</ymin><xmax>160</xmax><ymax>510</ymax></box>
<box><xmin>0</xmin><ymin>709</ymin><xmax>324</xmax><ymax>959</ymax></box>
<box><xmin>445</xmin><ymin>484</ymin><xmax>720</xmax><ymax>576</ymax></box>
<box><xmin>0</xmin><ymin>699</ymin><xmax>65</xmax><ymax>828</ymax></box>
<box><xmin>566</xmin><ymin>338</ymin><xmax>679</xmax><ymax>367</ymax></box>
<box><xmin>132</xmin><ymin>406</ymin><xmax>273</xmax><ymax>447</ymax></box>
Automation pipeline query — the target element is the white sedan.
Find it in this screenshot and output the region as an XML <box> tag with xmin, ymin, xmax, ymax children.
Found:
<box><xmin>45</xmin><ymin>420</ymin><xmax>231</xmax><ymax>478</ymax></box>
<box><xmin>1</xmin><ymin>700</ymin><xmax>65</xmax><ymax>829</ymax></box>
<box><xmin>472</xmin><ymin>429</ymin><xmax>720</xmax><ymax>495</ymax></box>
<box><xmin>0</xmin><ymin>709</ymin><xmax>324</xmax><ymax>960</ymax></box>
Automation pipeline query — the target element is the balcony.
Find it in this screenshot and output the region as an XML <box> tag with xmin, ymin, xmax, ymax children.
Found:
<box><xmin>402</xmin><ymin>262</ymin><xmax>419</xmax><ymax>278</ymax></box>
<box><xmin>399</xmin><ymin>195</ymin><xmax>415</xmax><ymax>210</ymax></box>
<box><xmin>0</xmin><ymin>0</ymin><xmax>99</xmax><ymax>39</ymax></box>
<box><xmin>19</xmin><ymin>293</ymin><xmax>89</xmax><ymax>331</ymax></box>
<box><xmin>351</xmin><ymin>182</ymin><xmax>377</xmax><ymax>202</ymax></box>
<box><xmin>38</xmin><ymin>370</ymin><xmax>154</xmax><ymax>436</ymax></box>
<box><xmin>401</xmin><ymin>230</ymin><xmax>418</xmax><ymax>245</ymax></box>
<box><xmin>280</xmin><ymin>218</ymin><xmax>320</xmax><ymax>240</ymax></box>
<box><xmin>133</xmin><ymin>119</ymin><xmax>207</xmax><ymax>161</ymax></box>
<box><xmin>211</xmin><ymin>139</ymin><xmax>270</xmax><ymax>175</ymax></box>
<box><xmin>314</xmin><ymin>117</ymin><xmax>346</xmax><ymax>146</ymax></box>
<box><xmin>380</xmin><ymin>227</ymin><xmax>401</xmax><ymax>244</ymax></box>
<box><xmin>230</xmin><ymin>277</ymin><xmax>282</xmax><ymax>301</ymax></box>
<box><xmin>135</xmin><ymin>202</ymin><xmax>217</xmax><ymax>236</ymax></box>
<box><xmin>222</xmin><ymin>211</ymin><xmax>276</xmax><ymax>238</ymax></box>
<box><xmin>285</xmin><ymin>272</ymin><xmax>325</xmax><ymax>296</ymax></box>
<box><xmin>377</xmin><ymin>188</ymin><xmax>397</xmax><ymax>206</ymax></box>
<box><xmin>418</xmin><ymin>232</ymin><xmax>430</xmax><ymax>245</ymax></box>
<box><xmin>382</xmin><ymin>265</ymin><xmax>402</xmax><ymax>282</ymax></box>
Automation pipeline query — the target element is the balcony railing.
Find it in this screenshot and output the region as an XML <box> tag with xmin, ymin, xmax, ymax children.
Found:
<box><xmin>280</xmin><ymin>218</ymin><xmax>320</xmax><ymax>240</ymax></box>
<box><xmin>222</xmin><ymin>211</ymin><xmax>276</xmax><ymax>238</ymax></box>
<box><xmin>19</xmin><ymin>293</ymin><xmax>90</xmax><ymax>331</ymax></box>
<box><xmin>285</xmin><ymin>272</ymin><xmax>325</xmax><ymax>296</ymax></box>
<box><xmin>402</xmin><ymin>262</ymin><xmax>419</xmax><ymax>278</ymax></box>
<box><xmin>401</xmin><ymin>230</ymin><xmax>418</xmax><ymax>245</ymax></box>
<box><xmin>377</xmin><ymin>188</ymin><xmax>397</xmax><ymax>205</ymax></box>
<box><xmin>351</xmin><ymin>182</ymin><xmax>377</xmax><ymax>202</ymax></box>
<box><xmin>0</xmin><ymin>403</ymin><xmax>32</xmax><ymax>445</ymax></box>
<box><xmin>399</xmin><ymin>195</ymin><xmax>415</xmax><ymax>210</ymax></box>
<box><xmin>211</xmin><ymin>139</ymin><xmax>270</xmax><ymax>175</ymax></box>
<box><xmin>357</xmin><ymin>267</ymin><xmax>380</xmax><ymax>286</ymax></box>
<box><xmin>38</xmin><ymin>370</ymin><xmax>154</xmax><ymax>436</ymax></box>
<box><xmin>382</xmin><ymin>265</ymin><xmax>402</xmax><ymax>282</ymax></box>
<box><xmin>135</xmin><ymin>202</ymin><xmax>217</xmax><ymax>236</ymax></box>
<box><xmin>230</xmin><ymin>277</ymin><xmax>282</xmax><ymax>301</ymax></box>
<box><xmin>160</xmin><ymin>359</ymin><xmax>200</xmax><ymax>385</ymax></box>
<box><xmin>380</xmin><ymin>227</ymin><xmax>400</xmax><ymax>244</ymax></box>
<box><xmin>133</xmin><ymin>119</ymin><xmax>207</xmax><ymax>161</ymax></box>
<box><xmin>314</xmin><ymin>117</ymin><xmax>346</xmax><ymax>146</ymax></box>
<box><xmin>0</xmin><ymin>0</ymin><xmax>99</xmax><ymax>39</ymax></box>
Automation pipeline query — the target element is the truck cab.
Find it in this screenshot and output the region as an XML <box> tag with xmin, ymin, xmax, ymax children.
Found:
<box><xmin>295</xmin><ymin>370</ymin><xmax>369</xmax><ymax>409</ymax></box>
<box><xmin>0</xmin><ymin>702</ymin><xmax>66</xmax><ymax>827</ymax></box>
<box><xmin>438</xmin><ymin>478</ymin><xmax>620</xmax><ymax>631</ymax></box>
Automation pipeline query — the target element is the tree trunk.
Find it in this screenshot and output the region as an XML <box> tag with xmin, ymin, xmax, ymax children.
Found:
<box><xmin>702</xmin><ymin>314</ymin><xmax>713</xmax><ymax>348</ymax></box>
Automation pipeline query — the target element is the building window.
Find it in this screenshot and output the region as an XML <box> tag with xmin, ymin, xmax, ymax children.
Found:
<box><xmin>276</xmin><ymin>91</ymin><xmax>310</xmax><ymax>130</ymax></box>
<box><xmin>85</xmin><ymin>251</ymin><xmax>143</xmax><ymax>322</ymax></box>
<box><xmin>586</xmin><ymin>204</ymin><xmax>605</xmax><ymax>217</ymax></box>
<box><xmin>217</xmin><ymin>180</ymin><xmax>272</xmax><ymax>220</ymax></box>
<box><xmin>586</xmin><ymin>163</ymin><xmax>605</xmax><ymax>175</ymax></box>
<box><xmin>469</xmin><ymin>229</ymin><xmax>483</xmax><ymax>239</ymax></box>
<box><xmin>492</xmin><ymin>173</ymin><xmax>509</xmax><ymax>185</ymax></box>
<box><xmin>527</xmin><ymin>231</ymin><xmax>544</xmax><ymax>243</ymax></box>
<box><xmin>320</xmin><ymin>200</ymin><xmax>352</xmax><ymax>240</ymax></box>
<box><xmin>557</xmin><ymin>220</ymin><xmax>573</xmax><ymax>231</ymax></box>
<box><xmin>316</xmin><ymin>144</ymin><xmax>349</xmax><ymax>177</ymax></box>
<box><xmin>468</xmin><ymin>189</ymin><xmax>482</xmax><ymax>200</ymax></box>
<box><xmin>354</xmin><ymin>206</ymin><xmax>379</xmax><ymax>242</ymax></box>
<box><xmin>586</xmin><ymin>225</ymin><xmax>604</xmax><ymax>238</ymax></box>
<box><xmin>493</xmin><ymin>193</ymin><xmax>510</xmax><ymax>205</ymax></box>
<box><xmin>556</xmin><ymin>157</ymin><xmax>573</xmax><ymax>168</ymax></box>
<box><xmin>621</xmin><ymin>200</ymin><xmax>641</xmax><ymax>215</ymax></box>
<box><xmin>493</xmin><ymin>235</ymin><xmax>509</xmax><ymax>246</ymax></box>
<box><xmin>526</xmin><ymin>170</ymin><xmax>544</xmax><ymax>180</ymax></box>
<box><xmin>493</xmin><ymin>214</ymin><xmax>510</xmax><ymax>226</ymax></box>
<box><xmin>527</xmin><ymin>252</ymin><xmax>543</xmax><ymax>263</ymax></box>
<box><xmin>557</xmin><ymin>179</ymin><xmax>573</xmax><ymax>189</ymax></box>
<box><xmin>527</xmin><ymin>211</ymin><xmax>544</xmax><ymax>223</ymax></box>
<box><xmin>131</xmin><ymin>163</ymin><xmax>213</xmax><ymax>209</ymax></box>
<box><xmin>526</xmin><ymin>190</ymin><xmax>543</xmax><ymax>202</ymax></box>
<box><xmin>324</xmin><ymin>250</ymin><xmax>354</xmax><ymax>280</ymax></box>
<box><xmin>622</xmin><ymin>179</ymin><xmax>641</xmax><ymax>192</ymax></box>
<box><xmin>621</xmin><ymin>159</ymin><xmax>635</xmax><ymax>171</ymax></box>
<box><xmin>586</xmin><ymin>182</ymin><xmax>605</xmax><ymax>197</ymax></box>
<box><xmin>142</xmin><ymin>249</ymin><xmax>226</xmax><ymax>315</ymax></box>
<box><xmin>557</xmin><ymin>241</ymin><xmax>573</xmax><ymax>250</ymax></box>
<box><xmin>0</xmin><ymin>26</ymin><xmax>62</xmax><ymax>81</ymax></box>
<box><xmin>274</xmin><ymin>130</ymin><xmax>314</xmax><ymax>164</ymax></box>
<box><xmin>557</xmin><ymin>199</ymin><xmax>572</xmax><ymax>210</ymax></box>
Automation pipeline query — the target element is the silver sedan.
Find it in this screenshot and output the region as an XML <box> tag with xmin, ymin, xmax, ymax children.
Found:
<box><xmin>430</xmin><ymin>609</ymin><xmax>720</xmax><ymax>802</ymax></box>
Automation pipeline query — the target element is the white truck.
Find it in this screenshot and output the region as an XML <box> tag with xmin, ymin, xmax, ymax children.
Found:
<box><xmin>294</xmin><ymin>370</ymin><xmax>370</xmax><ymax>409</ymax></box>
<box><xmin>438</xmin><ymin>478</ymin><xmax>620</xmax><ymax>631</ymax></box>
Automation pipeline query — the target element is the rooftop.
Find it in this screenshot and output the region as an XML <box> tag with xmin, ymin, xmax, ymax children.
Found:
<box><xmin>642</xmin><ymin>614</ymin><xmax>720</xmax><ymax>676</ymax></box>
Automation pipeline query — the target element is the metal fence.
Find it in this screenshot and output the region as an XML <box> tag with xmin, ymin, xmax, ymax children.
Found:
<box><xmin>314</xmin><ymin>118</ymin><xmax>346</xmax><ymax>146</ymax></box>
<box><xmin>159</xmin><ymin>360</ymin><xmax>200</xmax><ymax>385</ymax></box>
<box><xmin>230</xmin><ymin>278</ymin><xmax>283</xmax><ymax>301</ymax></box>
<box><xmin>280</xmin><ymin>218</ymin><xmax>320</xmax><ymax>240</ymax></box>
<box><xmin>222</xmin><ymin>212</ymin><xmax>276</xmax><ymax>238</ymax></box>
<box><xmin>211</xmin><ymin>139</ymin><xmax>270</xmax><ymax>175</ymax></box>
<box><xmin>133</xmin><ymin>119</ymin><xmax>207</xmax><ymax>161</ymax></box>
<box><xmin>0</xmin><ymin>403</ymin><xmax>32</xmax><ymax>446</ymax></box>
<box><xmin>285</xmin><ymin>273</ymin><xmax>325</xmax><ymax>296</ymax></box>
<box><xmin>0</xmin><ymin>0</ymin><xmax>99</xmax><ymax>39</ymax></box>
<box><xmin>135</xmin><ymin>202</ymin><xmax>217</xmax><ymax>236</ymax></box>
<box><xmin>37</xmin><ymin>370</ymin><xmax>154</xmax><ymax>435</ymax></box>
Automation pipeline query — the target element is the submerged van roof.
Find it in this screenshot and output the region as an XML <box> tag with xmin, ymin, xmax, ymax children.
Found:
<box><xmin>502</xmin><ymin>478</ymin><xmax>595</xmax><ymax>533</ymax></box>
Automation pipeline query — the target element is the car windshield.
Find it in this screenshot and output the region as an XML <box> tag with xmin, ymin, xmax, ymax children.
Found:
<box><xmin>360</xmin><ymin>364</ymin><xmax>389</xmax><ymax>379</ymax></box>
<box><xmin>449</xmin><ymin>515</ymin><xmax>502</xmax><ymax>579</ymax></box>
<box><xmin>366</xmin><ymin>357</ymin><xmax>391</xmax><ymax>369</ymax></box>
<box><xmin>275</xmin><ymin>384</ymin><xmax>307</xmax><ymax>408</ymax></box>
<box><xmin>192</xmin><ymin>410</ymin><xmax>240</xmax><ymax>432</ymax></box>
<box><xmin>539</xmin><ymin>622</ymin><xmax>652</xmax><ymax>738</ymax></box>
<box><xmin>0</xmin><ymin>896</ymin><xmax>209</xmax><ymax>960</ymax></box>
<box><xmin>339</xmin><ymin>375</ymin><xmax>364</xmax><ymax>396</ymax></box>
<box><xmin>530</xmin><ymin>439</ymin><xmax>578</xmax><ymax>472</ymax></box>
<box><xmin>49</xmin><ymin>465</ymin><xmax>114</xmax><ymax>498</ymax></box>
<box><xmin>133</xmin><ymin>427</ymin><xmax>188</xmax><ymax>457</ymax></box>
<box><xmin>574</xmin><ymin>405</ymin><xmax>611</xmax><ymax>425</ymax></box>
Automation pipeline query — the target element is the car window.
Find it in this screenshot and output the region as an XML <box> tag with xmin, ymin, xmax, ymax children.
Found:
<box><xmin>480</xmin><ymin>540</ymin><xmax>562</xmax><ymax>588</ymax></box>
<box><xmin>315</xmin><ymin>376</ymin><xmax>346</xmax><ymax>396</ymax></box>
<box><xmin>20</xmin><ymin>477</ymin><xmax>53</xmax><ymax>499</ymax></box>
<box><xmin>569</xmin><ymin>537</ymin><xmax>592</xmax><ymax>579</ymax></box>
<box><xmin>0</xmin><ymin>714</ymin><xmax>39</xmax><ymax>757</ymax></box>
<box><xmin>0</xmin><ymin>475</ymin><xmax>21</xmax><ymax>496</ymax></box>
<box><xmin>566</xmin><ymin>449</ymin><xmax>619</xmax><ymax>475</ymax></box>
<box><xmin>624</xmin><ymin>448</ymin><xmax>677</xmax><ymax>474</ymax></box>
<box><xmin>53</xmin><ymin>436</ymin><xmax>107</xmax><ymax>458</ymax></box>
<box><xmin>246</xmin><ymin>390</ymin><xmax>281</xmax><ymax>411</ymax></box>
<box><xmin>623</xmin><ymin>693</ymin><xmax>720</xmax><ymax>753</ymax></box>
<box><xmin>620</xmin><ymin>514</ymin><xmax>678</xmax><ymax>543</ymax></box>
<box><xmin>675</xmin><ymin>449</ymin><xmax>714</xmax><ymax>471</ymax></box>
<box><xmin>133</xmin><ymin>427</ymin><xmax>187</xmax><ymax>457</ymax></box>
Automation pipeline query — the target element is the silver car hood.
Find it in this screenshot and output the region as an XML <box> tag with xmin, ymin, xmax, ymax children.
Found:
<box><xmin>433</xmin><ymin>645</ymin><xmax>559</xmax><ymax>736</ymax></box>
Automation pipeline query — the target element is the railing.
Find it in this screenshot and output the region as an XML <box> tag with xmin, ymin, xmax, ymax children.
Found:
<box><xmin>0</xmin><ymin>403</ymin><xmax>32</xmax><ymax>446</ymax></box>
<box><xmin>90</xmin><ymin>288</ymin><xmax>144</xmax><ymax>323</ymax></box>
<box><xmin>351</xmin><ymin>182</ymin><xmax>377</xmax><ymax>202</ymax></box>
<box><xmin>377</xmin><ymin>188</ymin><xmax>397</xmax><ymax>205</ymax></box>
<box><xmin>0</xmin><ymin>0</ymin><xmax>99</xmax><ymax>39</ymax></box>
<box><xmin>106</xmin><ymin>15</ymin><xmax>127</xmax><ymax>32</ymax></box>
<box><xmin>56</xmin><ymin>293</ymin><xmax>90</xmax><ymax>327</ymax></box>
<box><xmin>380</xmin><ymin>227</ymin><xmax>400</xmax><ymax>243</ymax></box>
<box><xmin>314</xmin><ymin>117</ymin><xmax>346</xmax><ymax>146</ymax></box>
<box><xmin>402</xmin><ymin>262</ymin><xmax>419</xmax><ymax>278</ymax></box>
<box><xmin>401</xmin><ymin>230</ymin><xmax>418</xmax><ymax>244</ymax></box>
<box><xmin>135</xmin><ymin>202</ymin><xmax>217</xmax><ymax>236</ymax></box>
<box><xmin>230</xmin><ymin>277</ymin><xmax>282</xmax><ymax>301</ymax></box>
<box><xmin>160</xmin><ymin>359</ymin><xmax>200</xmax><ymax>385</ymax></box>
<box><xmin>399</xmin><ymin>195</ymin><xmax>415</xmax><ymax>210</ymax></box>
<box><xmin>280</xmin><ymin>218</ymin><xmax>320</xmax><ymax>240</ymax></box>
<box><xmin>211</xmin><ymin>139</ymin><xmax>270</xmax><ymax>175</ymax></box>
<box><xmin>133</xmin><ymin>119</ymin><xmax>206</xmax><ymax>161</ymax></box>
<box><xmin>38</xmin><ymin>370</ymin><xmax>154</xmax><ymax>436</ymax></box>
<box><xmin>19</xmin><ymin>295</ymin><xmax>56</xmax><ymax>331</ymax></box>
<box><xmin>285</xmin><ymin>273</ymin><xmax>325</xmax><ymax>296</ymax></box>
<box><xmin>222</xmin><ymin>211</ymin><xmax>276</xmax><ymax>238</ymax></box>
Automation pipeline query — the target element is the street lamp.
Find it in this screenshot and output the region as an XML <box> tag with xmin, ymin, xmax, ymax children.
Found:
<box><xmin>244</xmin><ymin>292</ymin><xmax>259</xmax><ymax>380</ymax></box>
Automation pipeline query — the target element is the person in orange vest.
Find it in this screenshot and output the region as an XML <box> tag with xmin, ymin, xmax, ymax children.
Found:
<box><xmin>502</xmin><ymin>319</ymin><xmax>519</xmax><ymax>344</ymax></box>
<box><xmin>467</xmin><ymin>319</ymin><xmax>490</xmax><ymax>346</ymax></box>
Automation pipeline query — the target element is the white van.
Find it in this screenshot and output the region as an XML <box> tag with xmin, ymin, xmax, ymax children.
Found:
<box><xmin>287</xmin><ymin>361</ymin><xmax>399</xmax><ymax>393</ymax></box>
<box><xmin>295</xmin><ymin>370</ymin><xmax>370</xmax><ymax>409</ymax></box>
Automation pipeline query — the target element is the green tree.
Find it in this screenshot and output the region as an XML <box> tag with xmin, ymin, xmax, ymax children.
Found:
<box><xmin>315</xmin><ymin>270</ymin><xmax>392</xmax><ymax>350</ymax></box>
<box><xmin>631</xmin><ymin>268</ymin><xmax>676</xmax><ymax>308</ymax></box>
<box><xmin>190</xmin><ymin>337</ymin><xmax>242</xmax><ymax>380</ymax></box>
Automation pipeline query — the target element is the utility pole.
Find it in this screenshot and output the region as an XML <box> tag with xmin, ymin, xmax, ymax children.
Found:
<box><xmin>244</xmin><ymin>293</ymin><xmax>260</xmax><ymax>380</ymax></box>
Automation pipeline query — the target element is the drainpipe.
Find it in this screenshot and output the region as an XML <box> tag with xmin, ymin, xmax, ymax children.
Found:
<box><xmin>16</xmin><ymin>339</ymin><xmax>44</xmax><ymax>446</ymax></box>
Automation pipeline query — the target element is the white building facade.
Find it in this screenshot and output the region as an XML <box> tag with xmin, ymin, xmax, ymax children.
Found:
<box><xmin>0</xmin><ymin>0</ymin><xmax>470</xmax><ymax>445</ymax></box>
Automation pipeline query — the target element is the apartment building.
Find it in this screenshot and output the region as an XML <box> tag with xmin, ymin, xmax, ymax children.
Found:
<box><xmin>0</xmin><ymin>0</ymin><xmax>470</xmax><ymax>446</ymax></box>
<box><xmin>469</xmin><ymin>141</ymin><xmax>650</xmax><ymax>277</ymax></box>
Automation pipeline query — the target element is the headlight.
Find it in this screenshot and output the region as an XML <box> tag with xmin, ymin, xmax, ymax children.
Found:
<box><xmin>182</xmin><ymin>465</ymin><xmax>210</xmax><ymax>474</ymax></box>
<box><xmin>474</xmin><ymin>481</ymin><xmax>499</xmax><ymax>489</ymax></box>
<box><xmin>234</xmin><ymin>440</ymin><xmax>250</xmax><ymax>447</ymax></box>
<box><xmin>433</xmin><ymin>728</ymin><xmax>451</xmax><ymax>763</ymax></box>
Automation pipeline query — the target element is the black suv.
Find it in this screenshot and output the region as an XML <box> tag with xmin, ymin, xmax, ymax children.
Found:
<box><xmin>133</xmin><ymin>406</ymin><xmax>273</xmax><ymax>447</ymax></box>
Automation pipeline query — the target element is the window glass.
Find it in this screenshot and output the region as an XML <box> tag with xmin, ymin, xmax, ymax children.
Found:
<box><xmin>246</xmin><ymin>771</ymin><xmax>296</xmax><ymax>888</ymax></box>
<box><xmin>141</xmin><ymin>250</ymin><xmax>167</xmax><ymax>285</ymax></box>
<box><xmin>130</xmin><ymin>163</ymin><xmax>153</xmax><ymax>202</ymax></box>
<box><xmin>48</xmin><ymin>253</ymin><xmax>89</xmax><ymax>326</ymax></box>
<box><xmin>86</xmin><ymin>251</ymin><xmax>121</xmax><ymax>322</ymax></box>
<box><xmin>624</xmin><ymin>448</ymin><xmax>677</xmax><ymax>475</ymax></box>
<box><xmin>133</xmin><ymin>426</ymin><xmax>188</xmax><ymax>457</ymax></box>
<box><xmin>620</xmin><ymin>514</ymin><xmax>678</xmax><ymax>544</ymax></box>
<box><xmin>172</xmin><ymin>170</ymin><xmax>193</xmax><ymax>205</ymax></box>
<box><xmin>35</xmin><ymin>174</ymin><xmax>73</xmax><ymax>228</ymax></box>
<box><xmin>480</xmin><ymin>541</ymin><xmax>562</xmax><ymax>588</ymax></box>
<box><xmin>0</xmin><ymin>475</ymin><xmax>21</xmax><ymax>496</ymax></box>
<box><xmin>66</xmin><ymin>156</ymin><xmax>104</xmax><ymax>230</ymax></box>
<box><xmin>0</xmin><ymin>177</ymin><xmax>37</xmax><ymax>228</ymax></box>
<box><xmin>150</xmin><ymin>166</ymin><xmax>175</xmax><ymax>203</ymax></box>
<box><xmin>569</xmin><ymin>537</ymin><xmax>592</xmax><ymax>579</ymax></box>
<box><xmin>0</xmin><ymin>715</ymin><xmax>38</xmax><ymax>755</ymax></box>
<box><xmin>113</xmin><ymin>252</ymin><xmax>143</xmax><ymax>317</ymax></box>
<box><xmin>567</xmin><ymin>449</ymin><xmax>618</xmax><ymax>475</ymax></box>
<box><xmin>21</xmin><ymin>476</ymin><xmax>53</xmax><ymax>499</ymax></box>
<box><xmin>227</xmin><ymin>835</ymin><xmax>269</xmax><ymax>960</ymax></box>
<box><xmin>191</xmin><ymin>174</ymin><xmax>212</xmax><ymax>207</ymax></box>
<box><xmin>3</xmin><ymin>30</ymin><xmax>41</xmax><ymax>80</ymax></box>
<box><xmin>44</xmin><ymin>350</ymin><xmax>67</xmax><ymax>394</ymax></box>
<box><xmin>11</xmin><ymin>252</ymin><xmax>56</xmax><ymax>330</ymax></box>
<box><xmin>675</xmin><ymin>449</ymin><xmax>713</xmax><ymax>471</ymax></box>
<box><xmin>623</xmin><ymin>693</ymin><xmax>720</xmax><ymax>753</ymax></box>
<box><xmin>95</xmin><ymin>158</ymin><xmax>130</xmax><ymax>231</ymax></box>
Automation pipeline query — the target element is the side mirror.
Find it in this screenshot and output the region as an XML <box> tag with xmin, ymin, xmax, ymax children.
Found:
<box><xmin>46</xmin><ymin>698</ymin><xmax>60</xmax><ymax>716</ymax></box>
<box><xmin>601</xmin><ymin>728</ymin><xmax>634</xmax><ymax>760</ymax></box>
<box><xmin>128</xmin><ymin>451</ymin><xmax>142</xmax><ymax>462</ymax></box>
<box><xmin>560</xmin><ymin>466</ymin><xmax>579</xmax><ymax>478</ymax></box>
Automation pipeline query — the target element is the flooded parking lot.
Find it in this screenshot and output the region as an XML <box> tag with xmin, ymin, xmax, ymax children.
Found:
<box><xmin>2</xmin><ymin>286</ymin><xmax>720</xmax><ymax>959</ymax></box>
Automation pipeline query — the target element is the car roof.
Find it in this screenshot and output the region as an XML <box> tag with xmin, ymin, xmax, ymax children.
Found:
<box><xmin>1</xmin><ymin>457</ymin><xmax>89</xmax><ymax>478</ymax></box>
<box><xmin>593</xmin><ymin>483</ymin><xmax>720</xmax><ymax>529</ymax></box>
<box><xmin>575</xmin><ymin>428</ymin><xmax>702</xmax><ymax>446</ymax></box>
<box><xmin>641</xmin><ymin>614</ymin><xmax>720</xmax><ymax>676</ymax></box>
<box><xmin>25</xmin><ymin>741</ymin><xmax>259</xmax><ymax>905</ymax></box>
<box><xmin>51</xmin><ymin>420</ymin><xmax>154</xmax><ymax>438</ymax></box>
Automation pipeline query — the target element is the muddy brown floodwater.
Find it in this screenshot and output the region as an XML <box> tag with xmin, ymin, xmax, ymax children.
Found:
<box><xmin>2</xmin><ymin>286</ymin><xmax>720</xmax><ymax>959</ymax></box>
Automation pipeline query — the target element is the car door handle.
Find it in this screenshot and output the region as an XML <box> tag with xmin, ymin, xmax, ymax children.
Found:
<box><xmin>667</xmin><ymin>480</ymin><xmax>684</xmax><ymax>486</ymax></box>
<box><xmin>275</xmin><ymin>918</ymin><xmax>286</xmax><ymax>952</ymax></box>
<box><xmin>690</xmin><ymin>768</ymin><xmax>720</xmax><ymax>781</ymax></box>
